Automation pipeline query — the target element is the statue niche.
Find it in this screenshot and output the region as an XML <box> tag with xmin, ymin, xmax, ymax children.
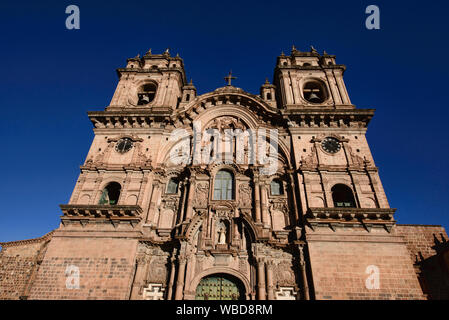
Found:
<box><xmin>215</xmin><ymin>220</ymin><xmax>230</xmax><ymax>249</ymax></box>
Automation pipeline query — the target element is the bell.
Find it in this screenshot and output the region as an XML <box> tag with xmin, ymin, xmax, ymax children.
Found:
<box><xmin>138</xmin><ymin>93</ymin><xmax>150</xmax><ymax>105</ymax></box>
<box><xmin>308</xmin><ymin>92</ymin><xmax>321</xmax><ymax>103</ymax></box>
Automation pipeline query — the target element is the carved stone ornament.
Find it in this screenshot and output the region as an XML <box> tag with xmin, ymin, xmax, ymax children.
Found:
<box><xmin>238</xmin><ymin>183</ymin><xmax>252</xmax><ymax>207</ymax></box>
<box><xmin>193</xmin><ymin>182</ymin><xmax>209</xmax><ymax>207</ymax></box>
<box><xmin>205</xmin><ymin>116</ymin><xmax>246</xmax><ymax>131</ymax></box>
<box><xmin>147</xmin><ymin>257</ymin><xmax>168</xmax><ymax>284</ymax></box>
<box><xmin>274</xmin><ymin>262</ymin><xmax>296</xmax><ymax>286</ymax></box>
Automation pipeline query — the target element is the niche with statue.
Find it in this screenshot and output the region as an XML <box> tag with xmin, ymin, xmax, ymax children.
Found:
<box><xmin>215</xmin><ymin>219</ymin><xmax>230</xmax><ymax>250</ymax></box>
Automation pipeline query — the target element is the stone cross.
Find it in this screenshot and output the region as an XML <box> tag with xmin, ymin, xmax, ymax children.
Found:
<box><xmin>224</xmin><ymin>71</ymin><xmax>236</xmax><ymax>86</ymax></box>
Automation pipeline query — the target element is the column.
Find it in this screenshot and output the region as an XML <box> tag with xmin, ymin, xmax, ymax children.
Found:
<box><xmin>257</xmin><ymin>258</ymin><xmax>266</xmax><ymax>300</ymax></box>
<box><xmin>166</xmin><ymin>256</ymin><xmax>177</xmax><ymax>300</ymax></box>
<box><xmin>266</xmin><ymin>261</ymin><xmax>275</xmax><ymax>300</ymax></box>
<box><xmin>184</xmin><ymin>177</ymin><xmax>195</xmax><ymax>220</ymax></box>
<box><xmin>177</xmin><ymin>178</ymin><xmax>188</xmax><ymax>223</ymax></box>
<box><xmin>298</xmin><ymin>244</ymin><xmax>310</xmax><ymax>300</ymax></box>
<box><xmin>260</xmin><ymin>185</ymin><xmax>269</xmax><ymax>226</ymax></box>
<box><xmin>174</xmin><ymin>257</ymin><xmax>187</xmax><ymax>300</ymax></box>
<box><xmin>288</xmin><ymin>170</ymin><xmax>300</xmax><ymax>224</ymax></box>
<box><xmin>254</xmin><ymin>176</ymin><xmax>262</xmax><ymax>223</ymax></box>
<box><xmin>130</xmin><ymin>254</ymin><xmax>148</xmax><ymax>300</ymax></box>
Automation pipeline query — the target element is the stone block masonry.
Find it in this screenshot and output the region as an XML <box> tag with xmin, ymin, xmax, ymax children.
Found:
<box><xmin>27</xmin><ymin>235</ymin><xmax>138</xmax><ymax>300</ymax></box>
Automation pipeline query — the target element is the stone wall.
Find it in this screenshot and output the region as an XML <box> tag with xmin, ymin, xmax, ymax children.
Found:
<box><xmin>396</xmin><ymin>224</ymin><xmax>449</xmax><ymax>299</ymax></box>
<box><xmin>27</xmin><ymin>235</ymin><xmax>138</xmax><ymax>300</ymax></box>
<box><xmin>0</xmin><ymin>233</ymin><xmax>52</xmax><ymax>300</ymax></box>
<box><xmin>305</xmin><ymin>226</ymin><xmax>426</xmax><ymax>300</ymax></box>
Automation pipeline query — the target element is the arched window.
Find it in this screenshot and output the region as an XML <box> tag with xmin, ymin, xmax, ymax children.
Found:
<box><xmin>98</xmin><ymin>182</ymin><xmax>121</xmax><ymax>205</ymax></box>
<box><xmin>331</xmin><ymin>184</ymin><xmax>356</xmax><ymax>208</ymax></box>
<box><xmin>214</xmin><ymin>170</ymin><xmax>234</xmax><ymax>200</ymax></box>
<box><xmin>137</xmin><ymin>83</ymin><xmax>157</xmax><ymax>105</ymax></box>
<box><xmin>303</xmin><ymin>80</ymin><xmax>328</xmax><ymax>103</ymax></box>
<box><xmin>270</xmin><ymin>179</ymin><xmax>284</xmax><ymax>196</ymax></box>
<box><xmin>166</xmin><ymin>178</ymin><xmax>179</xmax><ymax>194</ymax></box>
<box><xmin>266</xmin><ymin>92</ymin><xmax>272</xmax><ymax>100</ymax></box>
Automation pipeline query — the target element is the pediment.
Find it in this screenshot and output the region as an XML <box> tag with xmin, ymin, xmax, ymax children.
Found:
<box><xmin>171</xmin><ymin>87</ymin><xmax>283</xmax><ymax>129</ymax></box>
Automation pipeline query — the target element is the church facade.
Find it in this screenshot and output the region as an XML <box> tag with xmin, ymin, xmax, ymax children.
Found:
<box><xmin>1</xmin><ymin>47</ymin><xmax>449</xmax><ymax>300</ymax></box>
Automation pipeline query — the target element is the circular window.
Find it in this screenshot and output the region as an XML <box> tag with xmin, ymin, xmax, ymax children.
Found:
<box><xmin>321</xmin><ymin>137</ymin><xmax>341</xmax><ymax>154</ymax></box>
<box><xmin>115</xmin><ymin>138</ymin><xmax>133</xmax><ymax>154</ymax></box>
<box><xmin>303</xmin><ymin>81</ymin><xmax>328</xmax><ymax>104</ymax></box>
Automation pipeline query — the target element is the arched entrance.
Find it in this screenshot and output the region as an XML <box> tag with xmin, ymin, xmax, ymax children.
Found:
<box><xmin>195</xmin><ymin>273</ymin><xmax>245</xmax><ymax>300</ymax></box>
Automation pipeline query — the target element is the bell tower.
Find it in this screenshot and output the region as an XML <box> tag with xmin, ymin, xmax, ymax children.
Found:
<box><xmin>273</xmin><ymin>46</ymin><xmax>390</xmax><ymax>216</ymax></box>
<box><xmin>108</xmin><ymin>49</ymin><xmax>187</xmax><ymax>111</ymax></box>
<box><xmin>274</xmin><ymin>46</ymin><xmax>352</xmax><ymax>110</ymax></box>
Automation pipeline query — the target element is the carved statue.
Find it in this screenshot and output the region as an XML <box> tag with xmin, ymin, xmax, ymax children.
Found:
<box><xmin>218</xmin><ymin>228</ymin><xmax>226</xmax><ymax>244</ymax></box>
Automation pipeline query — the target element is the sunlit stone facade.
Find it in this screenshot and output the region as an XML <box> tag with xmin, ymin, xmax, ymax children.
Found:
<box><xmin>1</xmin><ymin>47</ymin><xmax>448</xmax><ymax>300</ymax></box>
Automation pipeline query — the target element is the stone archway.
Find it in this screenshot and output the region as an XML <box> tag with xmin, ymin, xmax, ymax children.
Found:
<box><xmin>195</xmin><ymin>273</ymin><xmax>245</xmax><ymax>300</ymax></box>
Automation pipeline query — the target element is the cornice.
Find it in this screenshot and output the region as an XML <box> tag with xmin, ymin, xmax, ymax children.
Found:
<box><xmin>283</xmin><ymin>108</ymin><xmax>375</xmax><ymax>116</ymax></box>
<box><xmin>60</xmin><ymin>204</ymin><xmax>142</xmax><ymax>220</ymax></box>
<box><xmin>285</xmin><ymin>108</ymin><xmax>375</xmax><ymax>129</ymax></box>
<box><xmin>88</xmin><ymin>109</ymin><xmax>173</xmax><ymax>129</ymax></box>
<box><xmin>306</xmin><ymin>207</ymin><xmax>396</xmax><ymax>233</ymax></box>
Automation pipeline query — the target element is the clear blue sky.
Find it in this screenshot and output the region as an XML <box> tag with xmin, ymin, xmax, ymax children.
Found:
<box><xmin>0</xmin><ymin>0</ymin><xmax>448</xmax><ymax>242</ymax></box>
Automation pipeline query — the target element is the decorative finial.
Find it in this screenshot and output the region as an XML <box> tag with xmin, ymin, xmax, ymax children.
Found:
<box><xmin>176</xmin><ymin>53</ymin><xmax>180</xmax><ymax>57</ymax></box>
<box><xmin>224</xmin><ymin>70</ymin><xmax>236</xmax><ymax>86</ymax></box>
<box><xmin>265</xmin><ymin>78</ymin><xmax>270</xmax><ymax>84</ymax></box>
<box><xmin>292</xmin><ymin>45</ymin><xmax>296</xmax><ymax>51</ymax></box>
<box><xmin>134</xmin><ymin>54</ymin><xmax>140</xmax><ymax>59</ymax></box>
<box><xmin>310</xmin><ymin>45</ymin><xmax>317</xmax><ymax>53</ymax></box>
<box><xmin>164</xmin><ymin>48</ymin><xmax>170</xmax><ymax>55</ymax></box>
<box><xmin>189</xmin><ymin>78</ymin><xmax>193</xmax><ymax>85</ymax></box>
<box><xmin>280</xmin><ymin>51</ymin><xmax>285</xmax><ymax>56</ymax></box>
<box><xmin>146</xmin><ymin>48</ymin><xmax>152</xmax><ymax>55</ymax></box>
<box><xmin>323</xmin><ymin>50</ymin><xmax>328</xmax><ymax>55</ymax></box>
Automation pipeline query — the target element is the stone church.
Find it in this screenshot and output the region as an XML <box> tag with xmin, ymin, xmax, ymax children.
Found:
<box><xmin>1</xmin><ymin>47</ymin><xmax>448</xmax><ymax>300</ymax></box>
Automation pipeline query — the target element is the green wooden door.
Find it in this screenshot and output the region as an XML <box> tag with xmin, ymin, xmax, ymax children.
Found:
<box><xmin>195</xmin><ymin>274</ymin><xmax>244</xmax><ymax>300</ymax></box>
